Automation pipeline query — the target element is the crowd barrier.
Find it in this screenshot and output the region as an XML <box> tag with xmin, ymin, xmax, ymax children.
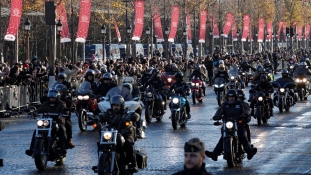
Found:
<box><xmin>0</xmin><ymin>81</ymin><xmax>48</xmax><ymax>117</ymax></box>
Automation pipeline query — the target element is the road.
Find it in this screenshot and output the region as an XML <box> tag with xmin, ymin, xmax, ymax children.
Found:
<box><xmin>1</xmin><ymin>75</ymin><xmax>311</xmax><ymax>175</ymax></box>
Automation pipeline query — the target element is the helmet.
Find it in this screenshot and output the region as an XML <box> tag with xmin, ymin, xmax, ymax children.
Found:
<box><xmin>122</xmin><ymin>82</ymin><xmax>133</xmax><ymax>94</ymax></box>
<box><xmin>94</xmin><ymin>69</ymin><xmax>101</xmax><ymax>79</ymax></box>
<box><xmin>175</xmin><ymin>72</ymin><xmax>184</xmax><ymax>83</ymax></box>
<box><xmin>306</xmin><ymin>58</ymin><xmax>310</xmax><ymax>61</ymax></box>
<box><xmin>110</xmin><ymin>95</ymin><xmax>125</xmax><ymax>111</ymax></box>
<box><xmin>294</xmin><ymin>63</ymin><xmax>299</xmax><ymax>68</ymax></box>
<box><xmin>171</xmin><ymin>63</ymin><xmax>177</xmax><ymax>69</ymax></box>
<box><xmin>85</xmin><ymin>69</ymin><xmax>95</xmax><ymax>77</ymax></box>
<box><xmin>301</xmin><ymin>62</ymin><xmax>307</xmax><ymax>68</ymax></box>
<box><xmin>219</xmin><ymin>60</ymin><xmax>224</xmax><ymax>65</ymax></box>
<box><xmin>151</xmin><ymin>68</ymin><xmax>159</xmax><ymax>77</ymax></box>
<box><xmin>55</xmin><ymin>84</ymin><xmax>68</xmax><ymax>97</ymax></box>
<box><xmin>101</xmin><ymin>67</ymin><xmax>107</xmax><ymax>74</ymax></box>
<box><xmin>225</xmin><ymin>89</ymin><xmax>238</xmax><ymax>102</ymax></box>
<box><xmin>102</xmin><ymin>73</ymin><xmax>112</xmax><ymax>83</ymax></box>
<box><xmin>256</xmin><ymin>65</ymin><xmax>263</xmax><ymax>71</ymax></box>
<box><xmin>265</xmin><ymin>60</ymin><xmax>271</xmax><ymax>64</ymax></box>
<box><xmin>281</xmin><ymin>69</ymin><xmax>289</xmax><ymax>77</ymax></box>
<box><xmin>123</xmin><ymin>77</ymin><xmax>135</xmax><ymax>85</ymax></box>
<box><xmin>47</xmin><ymin>89</ymin><xmax>60</xmax><ymax>106</ymax></box>
<box><xmin>57</xmin><ymin>73</ymin><xmax>67</xmax><ymax>80</ymax></box>
<box><xmin>260</xmin><ymin>75</ymin><xmax>267</xmax><ymax>82</ymax></box>
<box><xmin>259</xmin><ymin>67</ymin><xmax>265</xmax><ymax>74</ymax></box>
<box><xmin>236</xmin><ymin>89</ymin><xmax>245</xmax><ymax>100</ymax></box>
<box><xmin>146</xmin><ymin>67</ymin><xmax>153</xmax><ymax>74</ymax></box>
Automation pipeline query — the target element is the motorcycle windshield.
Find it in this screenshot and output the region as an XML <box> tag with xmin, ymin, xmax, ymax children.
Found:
<box><xmin>229</xmin><ymin>66</ymin><xmax>239</xmax><ymax>78</ymax></box>
<box><xmin>214</xmin><ymin>77</ymin><xmax>225</xmax><ymax>85</ymax></box>
<box><xmin>162</xmin><ymin>72</ymin><xmax>177</xmax><ymax>76</ymax></box>
<box><xmin>49</xmin><ymin>81</ymin><xmax>62</xmax><ymax>90</ymax></box>
<box><xmin>105</xmin><ymin>86</ymin><xmax>133</xmax><ymax>101</ymax></box>
<box><xmin>273</xmin><ymin>80</ymin><xmax>296</xmax><ymax>88</ymax></box>
<box><xmin>77</xmin><ymin>82</ymin><xmax>91</xmax><ymax>95</ymax></box>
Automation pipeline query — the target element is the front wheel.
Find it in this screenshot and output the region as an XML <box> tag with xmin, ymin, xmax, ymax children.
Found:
<box><xmin>256</xmin><ymin>108</ymin><xmax>262</xmax><ymax>126</ymax></box>
<box><xmin>278</xmin><ymin>98</ymin><xmax>283</xmax><ymax>113</ymax></box>
<box><xmin>224</xmin><ymin>138</ymin><xmax>235</xmax><ymax>168</ymax></box>
<box><xmin>299</xmin><ymin>88</ymin><xmax>304</xmax><ymax>101</ymax></box>
<box><xmin>34</xmin><ymin>139</ymin><xmax>48</xmax><ymax>171</ymax></box>
<box><xmin>98</xmin><ymin>153</ymin><xmax>112</xmax><ymax>175</ymax></box>
<box><xmin>78</xmin><ymin>110</ymin><xmax>87</xmax><ymax>132</ymax></box>
<box><xmin>192</xmin><ymin>92</ymin><xmax>196</xmax><ymax>104</ymax></box>
<box><xmin>145</xmin><ymin>104</ymin><xmax>152</xmax><ymax>124</ymax></box>
<box><xmin>171</xmin><ymin>111</ymin><xmax>179</xmax><ymax>130</ymax></box>
<box><xmin>217</xmin><ymin>92</ymin><xmax>221</xmax><ymax>106</ymax></box>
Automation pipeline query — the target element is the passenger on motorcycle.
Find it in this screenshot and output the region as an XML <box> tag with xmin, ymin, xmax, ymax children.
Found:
<box><xmin>189</xmin><ymin>64</ymin><xmax>206</xmax><ymax>96</ymax></box>
<box><xmin>25</xmin><ymin>89</ymin><xmax>68</xmax><ymax>156</ymax></box>
<box><xmin>205</xmin><ymin>90</ymin><xmax>257</xmax><ymax>161</ymax></box>
<box><xmin>213</xmin><ymin>63</ymin><xmax>229</xmax><ymax>82</ymax></box>
<box><xmin>57</xmin><ymin>73</ymin><xmax>71</xmax><ymax>89</ymax></box>
<box><xmin>83</xmin><ymin>69</ymin><xmax>98</xmax><ymax>92</ymax></box>
<box><xmin>250</xmin><ymin>75</ymin><xmax>274</xmax><ymax>117</ymax></box>
<box><xmin>170</xmin><ymin>72</ymin><xmax>191</xmax><ymax>119</ymax></box>
<box><xmin>99</xmin><ymin>95</ymin><xmax>139</xmax><ymax>172</ymax></box>
<box><xmin>94</xmin><ymin>72</ymin><xmax>117</xmax><ymax>97</ymax></box>
<box><xmin>93</xmin><ymin>69</ymin><xmax>101</xmax><ymax>87</ymax></box>
<box><xmin>305</xmin><ymin>58</ymin><xmax>311</xmax><ymax>68</ymax></box>
<box><xmin>144</xmin><ymin>68</ymin><xmax>167</xmax><ymax>114</ymax></box>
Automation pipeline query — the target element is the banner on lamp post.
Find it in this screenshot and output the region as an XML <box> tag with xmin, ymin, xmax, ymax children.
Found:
<box><xmin>231</xmin><ymin>17</ymin><xmax>237</xmax><ymax>41</ymax></box>
<box><xmin>222</xmin><ymin>12</ymin><xmax>234</xmax><ymax>38</ymax></box>
<box><xmin>186</xmin><ymin>14</ymin><xmax>192</xmax><ymax>43</ymax></box>
<box><xmin>4</xmin><ymin>0</ymin><xmax>23</xmax><ymax>41</ymax></box>
<box><xmin>113</xmin><ymin>17</ymin><xmax>121</xmax><ymax>42</ymax></box>
<box><xmin>132</xmin><ymin>1</ymin><xmax>144</xmax><ymax>41</ymax></box>
<box><xmin>257</xmin><ymin>18</ymin><xmax>265</xmax><ymax>42</ymax></box>
<box><xmin>75</xmin><ymin>0</ymin><xmax>91</xmax><ymax>43</ymax></box>
<box><xmin>277</xmin><ymin>21</ymin><xmax>283</xmax><ymax>41</ymax></box>
<box><xmin>198</xmin><ymin>10</ymin><xmax>207</xmax><ymax>43</ymax></box>
<box><xmin>266</xmin><ymin>22</ymin><xmax>272</xmax><ymax>42</ymax></box>
<box><xmin>209</xmin><ymin>14</ymin><xmax>219</xmax><ymax>38</ymax></box>
<box><xmin>305</xmin><ymin>25</ymin><xmax>310</xmax><ymax>40</ymax></box>
<box><xmin>57</xmin><ymin>3</ymin><xmax>71</xmax><ymax>43</ymax></box>
<box><xmin>297</xmin><ymin>26</ymin><xmax>303</xmax><ymax>40</ymax></box>
<box><xmin>152</xmin><ymin>7</ymin><xmax>164</xmax><ymax>42</ymax></box>
<box><xmin>168</xmin><ymin>6</ymin><xmax>180</xmax><ymax>43</ymax></box>
<box><xmin>241</xmin><ymin>14</ymin><xmax>250</xmax><ymax>41</ymax></box>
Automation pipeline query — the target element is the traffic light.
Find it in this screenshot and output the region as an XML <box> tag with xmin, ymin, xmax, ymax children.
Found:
<box><xmin>290</xmin><ymin>27</ymin><xmax>294</xmax><ymax>37</ymax></box>
<box><xmin>286</xmin><ymin>27</ymin><xmax>290</xmax><ymax>36</ymax></box>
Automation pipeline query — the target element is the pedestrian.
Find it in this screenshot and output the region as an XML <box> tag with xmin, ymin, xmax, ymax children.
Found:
<box><xmin>172</xmin><ymin>138</ymin><xmax>212</xmax><ymax>175</ymax></box>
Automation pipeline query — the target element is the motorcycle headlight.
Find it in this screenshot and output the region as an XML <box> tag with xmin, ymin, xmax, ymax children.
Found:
<box><xmin>167</xmin><ymin>78</ymin><xmax>172</xmax><ymax>82</ymax></box>
<box><xmin>147</xmin><ymin>92</ymin><xmax>152</xmax><ymax>97</ymax></box>
<box><xmin>242</xmin><ymin>73</ymin><xmax>245</xmax><ymax>75</ymax></box>
<box><xmin>191</xmin><ymin>83</ymin><xmax>195</xmax><ymax>86</ymax></box>
<box><xmin>214</xmin><ymin>84</ymin><xmax>219</xmax><ymax>88</ymax></box>
<box><xmin>220</xmin><ymin>84</ymin><xmax>224</xmax><ymax>87</ymax></box>
<box><xmin>103</xmin><ymin>131</ymin><xmax>112</xmax><ymax>140</ymax></box>
<box><xmin>290</xmin><ymin>65</ymin><xmax>294</xmax><ymax>69</ymax></box>
<box><xmin>303</xmin><ymin>78</ymin><xmax>307</xmax><ymax>82</ymax></box>
<box><xmin>172</xmin><ymin>98</ymin><xmax>179</xmax><ymax>104</ymax></box>
<box><xmin>43</xmin><ymin>120</ymin><xmax>49</xmax><ymax>126</ymax></box>
<box><xmin>258</xmin><ymin>97</ymin><xmax>263</xmax><ymax>101</ymax></box>
<box><xmin>77</xmin><ymin>95</ymin><xmax>83</xmax><ymax>100</ymax></box>
<box><xmin>226</xmin><ymin>121</ymin><xmax>234</xmax><ymax>129</ymax></box>
<box><xmin>195</xmin><ymin>83</ymin><xmax>199</xmax><ymax>86</ymax></box>
<box><xmin>295</xmin><ymin>79</ymin><xmax>300</xmax><ymax>83</ymax></box>
<box><xmin>230</xmin><ymin>76</ymin><xmax>234</xmax><ymax>80</ymax></box>
<box><xmin>280</xmin><ymin>88</ymin><xmax>285</xmax><ymax>92</ymax></box>
<box><xmin>83</xmin><ymin>95</ymin><xmax>90</xmax><ymax>100</ymax></box>
<box><xmin>37</xmin><ymin>120</ymin><xmax>43</xmax><ymax>126</ymax></box>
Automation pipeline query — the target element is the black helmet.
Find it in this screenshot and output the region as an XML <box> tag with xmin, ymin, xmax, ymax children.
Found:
<box><xmin>103</xmin><ymin>72</ymin><xmax>112</xmax><ymax>81</ymax></box>
<box><xmin>152</xmin><ymin>68</ymin><xmax>159</xmax><ymax>77</ymax></box>
<box><xmin>94</xmin><ymin>69</ymin><xmax>101</xmax><ymax>78</ymax></box>
<box><xmin>225</xmin><ymin>89</ymin><xmax>238</xmax><ymax>101</ymax></box>
<box><xmin>55</xmin><ymin>84</ymin><xmax>68</xmax><ymax>97</ymax></box>
<box><xmin>259</xmin><ymin>67</ymin><xmax>265</xmax><ymax>74</ymax></box>
<box><xmin>47</xmin><ymin>89</ymin><xmax>60</xmax><ymax>106</ymax></box>
<box><xmin>85</xmin><ymin>69</ymin><xmax>95</xmax><ymax>77</ymax></box>
<box><xmin>57</xmin><ymin>73</ymin><xmax>67</xmax><ymax>80</ymax></box>
<box><xmin>110</xmin><ymin>95</ymin><xmax>125</xmax><ymax>111</ymax></box>
<box><xmin>281</xmin><ymin>69</ymin><xmax>289</xmax><ymax>77</ymax></box>
<box><xmin>175</xmin><ymin>72</ymin><xmax>184</xmax><ymax>83</ymax></box>
<box><xmin>260</xmin><ymin>75</ymin><xmax>267</xmax><ymax>82</ymax></box>
<box><xmin>236</xmin><ymin>89</ymin><xmax>245</xmax><ymax>100</ymax></box>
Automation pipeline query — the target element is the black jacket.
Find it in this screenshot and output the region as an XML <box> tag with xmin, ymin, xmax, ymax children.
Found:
<box><xmin>172</xmin><ymin>163</ymin><xmax>212</xmax><ymax>175</ymax></box>
<box><xmin>214</xmin><ymin>100</ymin><xmax>245</xmax><ymax>122</ymax></box>
<box><xmin>170</xmin><ymin>81</ymin><xmax>190</xmax><ymax>97</ymax></box>
<box><xmin>95</xmin><ymin>82</ymin><xmax>117</xmax><ymax>97</ymax></box>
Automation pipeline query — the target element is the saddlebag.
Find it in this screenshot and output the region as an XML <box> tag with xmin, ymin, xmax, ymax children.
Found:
<box><xmin>135</xmin><ymin>150</ymin><xmax>147</xmax><ymax>169</ymax></box>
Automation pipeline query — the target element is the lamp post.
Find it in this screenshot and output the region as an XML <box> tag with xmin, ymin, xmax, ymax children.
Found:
<box><xmin>165</xmin><ymin>27</ymin><xmax>169</xmax><ymax>59</ymax></box>
<box><xmin>101</xmin><ymin>25</ymin><xmax>106</xmax><ymax>60</ymax></box>
<box><xmin>126</xmin><ymin>26</ymin><xmax>132</xmax><ymax>58</ymax></box>
<box><xmin>210</xmin><ymin>30</ymin><xmax>214</xmax><ymax>55</ymax></box>
<box><xmin>145</xmin><ymin>27</ymin><xmax>150</xmax><ymax>58</ymax></box>
<box><xmin>56</xmin><ymin>19</ymin><xmax>62</xmax><ymax>61</ymax></box>
<box><xmin>24</xmin><ymin>18</ymin><xmax>31</xmax><ymax>62</ymax></box>
<box><xmin>183</xmin><ymin>28</ymin><xmax>187</xmax><ymax>60</ymax></box>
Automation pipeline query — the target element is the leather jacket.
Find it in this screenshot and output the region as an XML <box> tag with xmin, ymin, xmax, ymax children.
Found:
<box><xmin>170</xmin><ymin>81</ymin><xmax>190</xmax><ymax>97</ymax></box>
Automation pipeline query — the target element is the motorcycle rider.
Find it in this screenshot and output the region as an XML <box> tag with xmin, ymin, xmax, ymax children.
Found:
<box><xmin>25</xmin><ymin>89</ymin><xmax>68</xmax><ymax>156</ymax></box>
<box><xmin>57</xmin><ymin>73</ymin><xmax>71</xmax><ymax>89</ymax></box>
<box><xmin>213</xmin><ymin>63</ymin><xmax>229</xmax><ymax>82</ymax></box>
<box><xmin>250</xmin><ymin>75</ymin><xmax>274</xmax><ymax>117</ymax></box>
<box><xmin>273</xmin><ymin>69</ymin><xmax>297</xmax><ymax>104</ymax></box>
<box><xmin>140</xmin><ymin>66</ymin><xmax>153</xmax><ymax>86</ymax></box>
<box><xmin>99</xmin><ymin>95</ymin><xmax>139</xmax><ymax>172</ymax></box>
<box><xmin>189</xmin><ymin>63</ymin><xmax>206</xmax><ymax>96</ymax></box>
<box><xmin>169</xmin><ymin>72</ymin><xmax>191</xmax><ymax>119</ymax></box>
<box><xmin>144</xmin><ymin>68</ymin><xmax>167</xmax><ymax>114</ymax></box>
<box><xmin>94</xmin><ymin>72</ymin><xmax>117</xmax><ymax>97</ymax></box>
<box><xmin>205</xmin><ymin>90</ymin><xmax>257</xmax><ymax>161</ymax></box>
<box><xmin>294</xmin><ymin>62</ymin><xmax>311</xmax><ymax>76</ymax></box>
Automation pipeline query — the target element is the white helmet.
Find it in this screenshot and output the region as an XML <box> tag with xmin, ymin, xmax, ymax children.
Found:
<box><xmin>123</xmin><ymin>77</ymin><xmax>135</xmax><ymax>85</ymax></box>
<box><xmin>122</xmin><ymin>83</ymin><xmax>133</xmax><ymax>94</ymax></box>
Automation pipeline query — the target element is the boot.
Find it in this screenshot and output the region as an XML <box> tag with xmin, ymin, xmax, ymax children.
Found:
<box><xmin>25</xmin><ymin>149</ymin><xmax>33</xmax><ymax>156</ymax></box>
<box><xmin>250</xmin><ymin>108</ymin><xmax>255</xmax><ymax>118</ymax></box>
<box><xmin>247</xmin><ymin>147</ymin><xmax>257</xmax><ymax>160</ymax></box>
<box><xmin>270</xmin><ymin>109</ymin><xmax>274</xmax><ymax>117</ymax></box>
<box><xmin>68</xmin><ymin>139</ymin><xmax>75</xmax><ymax>148</ymax></box>
<box><xmin>205</xmin><ymin>150</ymin><xmax>218</xmax><ymax>161</ymax></box>
<box><xmin>186</xmin><ymin>112</ymin><xmax>191</xmax><ymax>119</ymax></box>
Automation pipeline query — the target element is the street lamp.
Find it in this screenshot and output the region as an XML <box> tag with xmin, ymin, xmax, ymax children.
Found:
<box><xmin>165</xmin><ymin>27</ymin><xmax>169</xmax><ymax>59</ymax></box>
<box><xmin>126</xmin><ymin>26</ymin><xmax>132</xmax><ymax>58</ymax></box>
<box><xmin>24</xmin><ymin>18</ymin><xmax>31</xmax><ymax>62</ymax></box>
<box><xmin>56</xmin><ymin>19</ymin><xmax>62</xmax><ymax>60</ymax></box>
<box><xmin>145</xmin><ymin>27</ymin><xmax>150</xmax><ymax>59</ymax></box>
<box><xmin>101</xmin><ymin>25</ymin><xmax>106</xmax><ymax>60</ymax></box>
<box><xmin>183</xmin><ymin>28</ymin><xmax>187</xmax><ymax>60</ymax></box>
<box><xmin>210</xmin><ymin>30</ymin><xmax>214</xmax><ymax>55</ymax></box>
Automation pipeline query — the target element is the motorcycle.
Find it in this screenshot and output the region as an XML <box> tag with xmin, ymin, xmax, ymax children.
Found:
<box><xmin>227</xmin><ymin>65</ymin><xmax>243</xmax><ymax>90</ymax></box>
<box><xmin>75</xmin><ymin>82</ymin><xmax>99</xmax><ymax>132</ymax></box>
<box><xmin>287</xmin><ymin>63</ymin><xmax>295</xmax><ymax>77</ymax></box>
<box><xmin>0</xmin><ymin>120</ymin><xmax>4</xmax><ymax>131</ymax></box>
<box><xmin>294</xmin><ymin>74</ymin><xmax>310</xmax><ymax>101</ymax></box>
<box><xmin>93</xmin><ymin>116</ymin><xmax>147</xmax><ymax>175</ymax></box>
<box><xmin>190</xmin><ymin>77</ymin><xmax>204</xmax><ymax>104</ymax></box>
<box><xmin>213</xmin><ymin>118</ymin><xmax>252</xmax><ymax>168</ymax></box>
<box><xmin>27</xmin><ymin>112</ymin><xmax>68</xmax><ymax>171</ymax></box>
<box><xmin>239</xmin><ymin>71</ymin><xmax>249</xmax><ymax>87</ymax></box>
<box><xmin>169</xmin><ymin>94</ymin><xmax>188</xmax><ymax>130</ymax></box>
<box><xmin>161</xmin><ymin>72</ymin><xmax>177</xmax><ymax>89</ymax></box>
<box><xmin>144</xmin><ymin>85</ymin><xmax>165</xmax><ymax>123</ymax></box>
<box><xmin>214</xmin><ymin>77</ymin><xmax>226</xmax><ymax>106</ymax></box>
<box><xmin>253</xmin><ymin>91</ymin><xmax>271</xmax><ymax>126</ymax></box>
<box><xmin>272</xmin><ymin>81</ymin><xmax>296</xmax><ymax>113</ymax></box>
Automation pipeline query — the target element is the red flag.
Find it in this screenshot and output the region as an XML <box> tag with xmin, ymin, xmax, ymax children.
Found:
<box><xmin>222</xmin><ymin>12</ymin><xmax>234</xmax><ymax>38</ymax></box>
<box><xmin>186</xmin><ymin>14</ymin><xmax>192</xmax><ymax>43</ymax></box>
<box><xmin>248</xmin><ymin>26</ymin><xmax>253</xmax><ymax>42</ymax></box>
<box><xmin>199</xmin><ymin>10</ymin><xmax>207</xmax><ymax>43</ymax></box>
<box><xmin>241</xmin><ymin>14</ymin><xmax>250</xmax><ymax>41</ymax></box>
<box><xmin>57</xmin><ymin>3</ymin><xmax>71</xmax><ymax>43</ymax></box>
<box><xmin>168</xmin><ymin>6</ymin><xmax>180</xmax><ymax>42</ymax></box>
<box><xmin>209</xmin><ymin>14</ymin><xmax>219</xmax><ymax>38</ymax></box>
<box><xmin>75</xmin><ymin>0</ymin><xmax>91</xmax><ymax>43</ymax></box>
<box><xmin>132</xmin><ymin>1</ymin><xmax>144</xmax><ymax>41</ymax></box>
<box><xmin>113</xmin><ymin>17</ymin><xmax>121</xmax><ymax>42</ymax></box>
<box><xmin>4</xmin><ymin>0</ymin><xmax>23</xmax><ymax>41</ymax></box>
<box><xmin>152</xmin><ymin>7</ymin><xmax>164</xmax><ymax>42</ymax></box>
<box><xmin>305</xmin><ymin>25</ymin><xmax>310</xmax><ymax>40</ymax></box>
<box><xmin>257</xmin><ymin>18</ymin><xmax>265</xmax><ymax>42</ymax></box>
<box><xmin>282</xmin><ymin>24</ymin><xmax>287</xmax><ymax>40</ymax></box>
<box><xmin>277</xmin><ymin>21</ymin><xmax>283</xmax><ymax>40</ymax></box>
<box><xmin>266</xmin><ymin>22</ymin><xmax>273</xmax><ymax>41</ymax></box>
<box><xmin>231</xmin><ymin>16</ymin><xmax>237</xmax><ymax>41</ymax></box>
<box><xmin>297</xmin><ymin>26</ymin><xmax>303</xmax><ymax>40</ymax></box>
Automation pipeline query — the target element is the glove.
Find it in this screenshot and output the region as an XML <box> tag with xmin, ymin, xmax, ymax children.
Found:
<box><xmin>213</xmin><ymin>115</ymin><xmax>221</xmax><ymax>121</ymax></box>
